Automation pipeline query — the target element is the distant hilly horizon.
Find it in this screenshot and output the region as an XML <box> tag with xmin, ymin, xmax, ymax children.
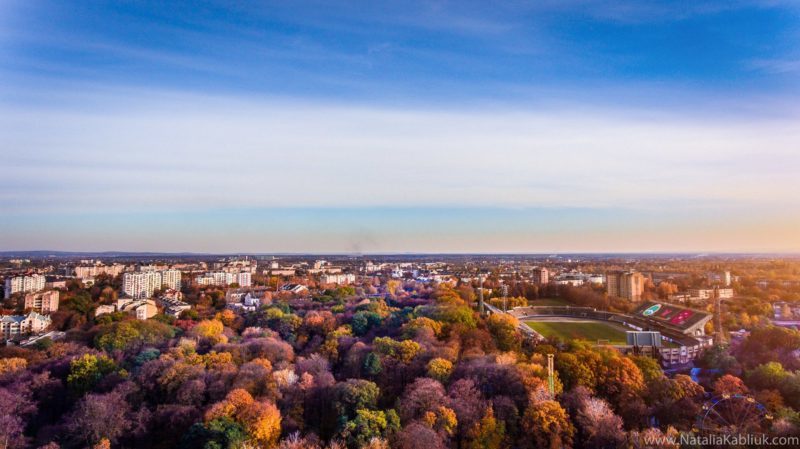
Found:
<box><xmin>1</xmin><ymin>250</ymin><xmax>798</xmax><ymax>259</ymax></box>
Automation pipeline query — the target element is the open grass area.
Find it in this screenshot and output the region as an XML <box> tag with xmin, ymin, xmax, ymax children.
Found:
<box><xmin>528</xmin><ymin>297</ymin><xmax>572</xmax><ymax>307</ymax></box>
<box><xmin>524</xmin><ymin>320</ymin><xmax>628</xmax><ymax>344</ymax></box>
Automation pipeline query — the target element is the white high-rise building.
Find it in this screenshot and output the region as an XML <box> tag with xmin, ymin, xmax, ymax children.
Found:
<box><xmin>212</xmin><ymin>271</ymin><xmax>235</xmax><ymax>286</ymax></box>
<box><xmin>236</xmin><ymin>271</ymin><xmax>252</xmax><ymax>287</ymax></box>
<box><xmin>4</xmin><ymin>274</ymin><xmax>46</xmax><ymax>298</ymax></box>
<box><xmin>161</xmin><ymin>270</ymin><xmax>182</xmax><ymax>291</ymax></box>
<box><xmin>122</xmin><ymin>271</ymin><xmax>162</xmax><ymax>299</ymax></box>
<box><xmin>195</xmin><ymin>271</ymin><xmax>250</xmax><ymax>287</ymax></box>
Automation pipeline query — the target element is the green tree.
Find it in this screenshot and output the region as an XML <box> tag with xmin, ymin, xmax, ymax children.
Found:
<box><xmin>352</xmin><ymin>311</ymin><xmax>382</xmax><ymax>336</ymax></box>
<box><xmin>363</xmin><ymin>352</ymin><xmax>383</xmax><ymax>377</ymax></box>
<box><xmin>341</xmin><ymin>409</ymin><xmax>388</xmax><ymax>448</ymax></box>
<box><xmin>67</xmin><ymin>353</ymin><xmax>118</xmax><ymax>394</ymax></box>
<box><xmin>631</xmin><ymin>355</ymin><xmax>664</xmax><ymax>383</ymax></box>
<box><xmin>95</xmin><ymin>319</ymin><xmax>175</xmax><ymax>352</ymax></box>
<box><xmin>335</xmin><ymin>379</ymin><xmax>381</xmax><ymax>420</ymax></box>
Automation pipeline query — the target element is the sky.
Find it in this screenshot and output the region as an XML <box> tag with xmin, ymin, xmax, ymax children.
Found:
<box><xmin>1</xmin><ymin>0</ymin><xmax>800</xmax><ymax>253</ymax></box>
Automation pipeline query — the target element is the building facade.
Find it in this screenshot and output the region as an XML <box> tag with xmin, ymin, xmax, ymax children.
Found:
<box><xmin>118</xmin><ymin>299</ymin><xmax>158</xmax><ymax>320</ymax></box>
<box><xmin>532</xmin><ymin>267</ymin><xmax>550</xmax><ymax>285</ymax></box>
<box><xmin>161</xmin><ymin>269</ymin><xmax>182</xmax><ymax>290</ymax></box>
<box><xmin>688</xmin><ymin>288</ymin><xmax>734</xmax><ymax>300</ymax></box>
<box><xmin>0</xmin><ymin>312</ymin><xmax>51</xmax><ymax>340</ymax></box>
<box><xmin>4</xmin><ymin>274</ymin><xmax>46</xmax><ymax>297</ymax></box>
<box><xmin>195</xmin><ymin>271</ymin><xmax>251</xmax><ymax>287</ymax></box>
<box><xmin>122</xmin><ymin>271</ymin><xmax>162</xmax><ymax>299</ymax></box>
<box><xmin>236</xmin><ymin>272</ymin><xmax>252</xmax><ymax>287</ymax></box>
<box><xmin>320</xmin><ymin>273</ymin><xmax>356</xmax><ymax>285</ymax></box>
<box><xmin>606</xmin><ymin>270</ymin><xmax>645</xmax><ymax>301</ymax></box>
<box><xmin>74</xmin><ymin>264</ymin><xmax>126</xmax><ymax>280</ymax></box>
<box><xmin>24</xmin><ymin>290</ymin><xmax>60</xmax><ymax>314</ymax></box>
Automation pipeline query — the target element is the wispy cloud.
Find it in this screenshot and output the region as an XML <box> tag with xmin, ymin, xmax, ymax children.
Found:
<box><xmin>1</xmin><ymin>1</ymin><xmax>799</xmax><ymax>252</ymax></box>
<box><xmin>1</xmin><ymin>87</ymin><xmax>798</xmax><ymax>216</ymax></box>
<box><xmin>749</xmin><ymin>58</ymin><xmax>800</xmax><ymax>74</ymax></box>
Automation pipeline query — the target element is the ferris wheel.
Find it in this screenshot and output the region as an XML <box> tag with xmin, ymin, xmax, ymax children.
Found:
<box><xmin>693</xmin><ymin>394</ymin><xmax>773</xmax><ymax>436</ymax></box>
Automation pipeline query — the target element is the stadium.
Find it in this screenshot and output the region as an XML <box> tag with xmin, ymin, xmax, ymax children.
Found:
<box><xmin>496</xmin><ymin>301</ymin><xmax>714</xmax><ymax>366</ymax></box>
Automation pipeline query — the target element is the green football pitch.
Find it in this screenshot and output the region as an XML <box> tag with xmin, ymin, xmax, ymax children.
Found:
<box><xmin>524</xmin><ymin>320</ymin><xmax>628</xmax><ymax>344</ymax></box>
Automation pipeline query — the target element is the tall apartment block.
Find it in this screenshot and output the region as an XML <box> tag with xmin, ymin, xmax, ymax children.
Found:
<box><xmin>122</xmin><ymin>271</ymin><xmax>163</xmax><ymax>299</ymax></box>
<box><xmin>24</xmin><ymin>290</ymin><xmax>60</xmax><ymax>314</ymax></box>
<box><xmin>532</xmin><ymin>267</ymin><xmax>550</xmax><ymax>285</ymax></box>
<box><xmin>74</xmin><ymin>264</ymin><xmax>126</xmax><ymax>279</ymax></box>
<box><xmin>606</xmin><ymin>270</ymin><xmax>645</xmax><ymax>301</ymax></box>
<box><xmin>161</xmin><ymin>269</ymin><xmax>182</xmax><ymax>291</ymax></box>
<box><xmin>4</xmin><ymin>274</ymin><xmax>46</xmax><ymax>298</ymax></box>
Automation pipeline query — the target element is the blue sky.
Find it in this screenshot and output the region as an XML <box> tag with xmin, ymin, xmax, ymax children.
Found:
<box><xmin>1</xmin><ymin>1</ymin><xmax>800</xmax><ymax>253</ymax></box>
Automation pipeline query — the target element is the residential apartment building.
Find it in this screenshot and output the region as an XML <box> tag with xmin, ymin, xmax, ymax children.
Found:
<box><xmin>95</xmin><ymin>298</ymin><xmax>158</xmax><ymax>320</ymax></box>
<box><xmin>195</xmin><ymin>271</ymin><xmax>251</xmax><ymax>287</ymax></box>
<box><xmin>688</xmin><ymin>288</ymin><xmax>734</xmax><ymax>300</ymax></box>
<box><xmin>532</xmin><ymin>267</ymin><xmax>550</xmax><ymax>285</ymax></box>
<box><xmin>24</xmin><ymin>290</ymin><xmax>60</xmax><ymax>314</ymax></box>
<box><xmin>236</xmin><ymin>271</ymin><xmax>252</xmax><ymax>287</ymax></box>
<box><xmin>606</xmin><ymin>270</ymin><xmax>645</xmax><ymax>301</ymax></box>
<box><xmin>122</xmin><ymin>271</ymin><xmax>162</xmax><ymax>299</ymax></box>
<box><xmin>157</xmin><ymin>292</ymin><xmax>191</xmax><ymax>318</ymax></box>
<box><xmin>0</xmin><ymin>312</ymin><xmax>51</xmax><ymax>340</ymax></box>
<box><xmin>117</xmin><ymin>298</ymin><xmax>158</xmax><ymax>320</ymax></box>
<box><xmin>140</xmin><ymin>264</ymin><xmax>169</xmax><ymax>272</ymax></box>
<box><xmin>74</xmin><ymin>263</ymin><xmax>126</xmax><ymax>280</ymax></box>
<box><xmin>320</xmin><ymin>273</ymin><xmax>356</xmax><ymax>285</ymax></box>
<box><xmin>161</xmin><ymin>269</ymin><xmax>182</xmax><ymax>290</ymax></box>
<box><xmin>4</xmin><ymin>274</ymin><xmax>46</xmax><ymax>297</ymax></box>
<box><xmin>45</xmin><ymin>278</ymin><xmax>68</xmax><ymax>289</ymax></box>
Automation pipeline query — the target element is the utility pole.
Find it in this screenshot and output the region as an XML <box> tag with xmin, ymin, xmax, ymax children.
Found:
<box><xmin>547</xmin><ymin>354</ymin><xmax>555</xmax><ymax>397</ymax></box>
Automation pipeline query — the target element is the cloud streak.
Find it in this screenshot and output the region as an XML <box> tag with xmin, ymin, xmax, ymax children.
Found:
<box><xmin>2</xmin><ymin>88</ymin><xmax>798</xmax><ymax>216</ymax></box>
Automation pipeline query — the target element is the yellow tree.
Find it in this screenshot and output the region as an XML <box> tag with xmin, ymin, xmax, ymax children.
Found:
<box><xmin>486</xmin><ymin>313</ymin><xmax>521</xmax><ymax>352</ymax></box>
<box><xmin>426</xmin><ymin>358</ymin><xmax>454</xmax><ymax>383</ymax></box>
<box><xmin>465</xmin><ymin>406</ymin><xmax>505</xmax><ymax>449</ymax></box>
<box><xmin>190</xmin><ymin>319</ymin><xmax>227</xmax><ymax>344</ymax></box>
<box><xmin>0</xmin><ymin>357</ymin><xmax>27</xmax><ymax>375</ymax></box>
<box><xmin>521</xmin><ymin>400</ymin><xmax>574</xmax><ymax>449</ymax></box>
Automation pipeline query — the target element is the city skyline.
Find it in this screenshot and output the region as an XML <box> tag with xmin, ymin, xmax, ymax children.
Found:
<box><xmin>2</xmin><ymin>1</ymin><xmax>800</xmax><ymax>252</ymax></box>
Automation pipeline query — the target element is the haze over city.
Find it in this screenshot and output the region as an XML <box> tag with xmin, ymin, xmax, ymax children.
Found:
<box><xmin>2</xmin><ymin>0</ymin><xmax>800</xmax><ymax>252</ymax></box>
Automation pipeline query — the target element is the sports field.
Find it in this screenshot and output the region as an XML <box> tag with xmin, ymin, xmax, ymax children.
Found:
<box><xmin>524</xmin><ymin>320</ymin><xmax>628</xmax><ymax>344</ymax></box>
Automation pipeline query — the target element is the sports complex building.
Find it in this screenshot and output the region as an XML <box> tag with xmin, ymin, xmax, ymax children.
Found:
<box><xmin>501</xmin><ymin>301</ymin><xmax>714</xmax><ymax>366</ymax></box>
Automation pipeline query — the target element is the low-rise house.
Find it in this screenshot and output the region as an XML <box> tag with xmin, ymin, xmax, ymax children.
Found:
<box><xmin>157</xmin><ymin>291</ymin><xmax>192</xmax><ymax>318</ymax></box>
<box><xmin>95</xmin><ymin>298</ymin><xmax>158</xmax><ymax>320</ymax></box>
<box><xmin>117</xmin><ymin>298</ymin><xmax>158</xmax><ymax>320</ymax></box>
<box><xmin>280</xmin><ymin>284</ymin><xmax>309</xmax><ymax>295</ymax></box>
<box><xmin>95</xmin><ymin>305</ymin><xmax>116</xmax><ymax>316</ymax></box>
<box><xmin>0</xmin><ymin>312</ymin><xmax>51</xmax><ymax>340</ymax></box>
